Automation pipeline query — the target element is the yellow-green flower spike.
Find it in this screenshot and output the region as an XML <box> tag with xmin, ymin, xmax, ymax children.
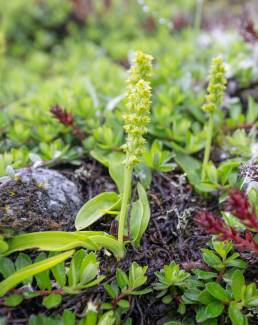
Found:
<box><xmin>202</xmin><ymin>56</ymin><xmax>227</xmax><ymax>113</ymax></box>
<box><xmin>123</xmin><ymin>51</ymin><xmax>153</xmax><ymax>167</ymax></box>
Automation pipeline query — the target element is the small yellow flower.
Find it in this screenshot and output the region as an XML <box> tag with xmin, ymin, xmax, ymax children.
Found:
<box><xmin>202</xmin><ymin>56</ymin><xmax>227</xmax><ymax>113</ymax></box>
<box><xmin>123</xmin><ymin>51</ymin><xmax>153</xmax><ymax>167</ymax></box>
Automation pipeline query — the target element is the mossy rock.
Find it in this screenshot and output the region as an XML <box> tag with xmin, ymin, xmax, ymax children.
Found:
<box><xmin>0</xmin><ymin>168</ymin><xmax>82</xmax><ymax>234</ymax></box>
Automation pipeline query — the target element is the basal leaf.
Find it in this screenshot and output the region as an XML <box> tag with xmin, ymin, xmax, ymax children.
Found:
<box><xmin>75</xmin><ymin>192</ymin><xmax>120</xmax><ymax>230</ymax></box>
<box><xmin>4</xmin><ymin>231</ymin><xmax>105</xmax><ymax>255</ymax></box>
<box><xmin>130</xmin><ymin>183</ymin><xmax>150</xmax><ymax>247</ymax></box>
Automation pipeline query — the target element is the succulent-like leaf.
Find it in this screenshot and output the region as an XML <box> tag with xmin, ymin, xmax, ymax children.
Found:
<box><xmin>75</xmin><ymin>192</ymin><xmax>120</xmax><ymax>230</ymax></box>
<box><xmin>0</xmin><ymin>250</ymin><xmax>74</xmax><ymax>296</ymax></box>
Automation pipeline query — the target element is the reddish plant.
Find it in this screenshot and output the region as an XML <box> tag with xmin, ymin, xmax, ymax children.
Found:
<box><xmin>50</xmin><ymin>105</ymin><xmax>85</xmax><ymax>140</ymax></box>
<box><xmin>51</xmin><ymin>105</ymin><xmax>74</xmax><ymax>127</ymax></box>
<box><xmin>239</xmin><ymin>14</ymin><xmax>258</xmax><ymax>43</ymax></box>
<box><xmin>195</xmin><ymin>190</ymin><xmax>258</xmax><ymax>253</ymax></box>
<box><xmin>226</xmin><ymin>189</ymin><xmax>258</xmax><ymax>231</ymax></box>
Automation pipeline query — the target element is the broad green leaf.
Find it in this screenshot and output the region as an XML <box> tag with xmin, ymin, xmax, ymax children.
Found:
<box><xmin>15</xmin><ymin>253</ymin><xmax>32</xmax><ymax>285</ymax></box>
<box><xmin>196</xmin><ymin>306</ymin><xmax>208</xmax><ymax>322</ymax></box>
<box><xmin>117</xmin><ymin>299</ymin><xmax>130</xmax><ymax>309</ymax></box>
<box><xmin>104</xmin><ymin>283</ymin><xmax>118</xmax><ymax>299</ymax></box>
<box><xmin>4</xmin><ymin>294</ymin><xmax>23</xmax><ymax>307</ymax></box>
<box><xmin>228</xmin><ymin>302</ymin><xmax>244</xmax><ymax>325</ymax></box>
<box><xmin>108</xmin><ymin>154</ymin><xmax>125</xmax><ymax>193</ymax></box>
<box><xmin>0</xmin><ymin>257</ymin><xmax>15</xmax><ymax>278</ymax></box>
<box><xmin>49</xmin><ymin>252</ymin><xmax>67</xmax><ymax>288</ymax></box>
<box><xmin>77</xmin><ymin>275</ymin><xmax>105</xmax><ymax>290</ymax></box>
<box><xmin>198</xmin><ymin>289</ymin><xmax>216</xmax><ymax>305</ymax></box>
<box><xmin>206</xmin><ymin>282</ymin><xmax>231</xmax><ymax>303</ymax></box>
<box><xmin>63</xmin><ymin>310</ymin><xmax>76</xmax><ymax>325</ymax></box>
<box><xmin>0</xmin><ymin>236</ymin><xmax>8</xmax><ymax>254</ymax></box>
<box><xmin>174</xmin><ymin>151</ymin><xmax>201</xmax><ymax>187</ymax></box>
<box><xmin>128</xmin><ymin>262</ymin><xmax>148</xmax><ymax>289</ymax></box>
<box><xmin>98</xmin><ymin>310</ymin><xmax>116</xmax><ymax>325</ymax></box>
<box><xmin>43</xmin><ymin>294</ymin><xmax>62</xmax><ymax>309</ymax></box>
<box><xmin>88</xmin><ymin>234</ymin><xmax>124</xmax><ymax>259</ymax></box>
<box><xmin>68</xmin><ymin>250</ymin><xmax>86</xmax><ymax>287</ymax></box>
<box><xmin>206</xmin><ymin>162</ymin><xmax>218</xmax><ymax>184</ymax></box>
<box><xmin>201</xmin><ymin>249</ymin><xmax>224</xmax><ymax>271</ymax></box>
<box><xmin>130</xmin><ymin>183</ymin><xmax>150</xmax><ymax>247</ymax></box>
<box><xmin>35</xmin><ymin>253</ymin><xmax>52</xmax><ymax>290</ymax></box>
<box><xmin>231</xmin><ymin>270</ymin><xmax>245</xmax><ymax>301</ymax></box>
<box><xmin>116</xmin><ymin>268</ymin><xmax>129</xmax><ymax>289</ymax></box>
<box><xmin>75</xmin><ymin>192</ymin><xmax>120</xmax><ymax>230</ymax></box>
<box><xmin>4</xmin><ymin>231</ymin><xmax>105</xmax><ymax>255</ymax></box>
<box><xmin>79</xmin><ymin>252</ymin><xmax>98</xmax><ymax>285</ymax></box>
<box><xmin>206</xmin><ymin>302</ymin><xmax>224</xmax><ymax>318</ymax></box>
<box><xmin>192</xmin><ymin>269</ymin><xmax>217</xmax><ymax>280</ymax></box>
<box><xmin>0</xmin><ymin>250</ymin><xmax>74</xmax><ymax>296</ymax></box>
<box><xmin>212</xmin><ymin>241</ymin><xmax>232</xmax><ymax>260</ymax></box>
<box><xmin>245</xmin><ymin>295</ymin><xmax>258</xmax><ymax>306</ymax></box>
<box><xmin>91</xmin><ymin>150</ymin><xmax>125</xmax><ymax>193</ymax></box>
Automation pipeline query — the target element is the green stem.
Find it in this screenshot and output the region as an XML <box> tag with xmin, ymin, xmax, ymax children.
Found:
<box><xmin>201</xmin><ymin>113</ymin><xmax>214</xmax><ymax>181</ymax></box>
<box><xmin>118</xmin><ymin>165</ymin><xmax>133</xmax><ymax>245</ymax></box>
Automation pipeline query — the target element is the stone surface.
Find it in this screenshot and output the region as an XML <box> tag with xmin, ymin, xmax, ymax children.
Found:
<box><xmin>0</xmin><ymin>168</ymin><xmax>82</xmax><ymax>233</ymax></box>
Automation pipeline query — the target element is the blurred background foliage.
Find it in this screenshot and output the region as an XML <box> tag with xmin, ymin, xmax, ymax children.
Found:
<box><xmin>0</xmin><ymin>0</ymin><xmax>257</xmax><ymax>181</ymax></box>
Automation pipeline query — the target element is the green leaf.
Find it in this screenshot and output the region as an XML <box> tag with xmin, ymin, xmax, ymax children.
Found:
<box><xmin>104</xmin><ymin>283</ymin><xmax>119</xmax><ymax>299</ymax></box>
<box><xmin>15</xmin><ymin>253</ymin><xmax>32</xmax><ymax>285</ymax></box>
<box><xmin>117</xmin><ymin>299</ymin><xmax>130</xmax><ymax>309</ymax></box>
<box><xmin>128</xmin><ymin>262</ymin><xmax>148</xmax><ymax>289</ymax></box>
<box><xmin>212</xmin><ymin>240</ymin><xmax>232</xmax><ymax>260</ymax></box>
<box><xmin>245</xmin><ymin>295</ymin><xmax>258</xmax><ymax>306</ymax></box>
<box><xmin>63</xmin><ymin>310</ymin><xmax>76</xmax><ymax>325</ymax></box>
<box><xmin>4</xmin><ymin>294</ymin><xmax>23</xmax><ymax>307</ymax></box>
<box><xmin>49</xmin><ymin>252</ymin><xmax>67</xmax><ymax>288</ymax></box>
<box><xmin>68</xmin><ymin>250</ymin><xmax>86</xmax><ymax>287</ymax></box>
<box><xmin>231</xmin><ymin>270</ymin><xmax>245</xmax><ymax>301</ymax></box>
<box><xmin>198</xmin><ymin>289</ymin><xmax>216</xmax><ymax>305</ymax></box>
<box><xmin>0</xmin><ymin>250</ymin><xmax>74</xmax><ymax>296</ymax></box>
<box><xmin>79</xmin><ymin>252</ymin><xmax>98</xmax><ymax>285</ymax></box>
<box><xmin>206</xmin><ymin>282</ymin><xmax>231</xmax><ymax>303</ymax></box>
<box><xmin>75</xmin><ymin>192</ymin><xmax>120</xmax><ymax>230</ymax></box>
<box><xmin>0</xmin><ymin>257</ymin><xmax>15</xmax><ymax>278</ymax></box>
<box><xmin>43</xmin><ymin>294</ymin><xmax>62</xmax><ymax>309</ymax></box>
<box><xmin>0</xmin><ymin>237</ymin><xmax>8</xmax><ymax>254</ymax></box>
<box><xmin>4</xmin><ymin>231</ymin><xmax>105</xmax><ymax>255</ymax></box>
<box><xmin>206</xmin><ymin>302</ymin><xmax>224</xmax><ymax>318</ymax></box>
<box><xmin>35</xmin><ymin>253</ymin><xmax>52</xmax><ymax>290</ymax></box>
<box><xmin>88</xmin><ymin>234</ymin><xmax>124</xmax><ymax>259</ymax></box>
<box><xmin>77</xmin><ymin>275</ymin><xmax>105</xmax><ymax>290</ymax></box>
<box><xmin>97</xmin><ymin>310</ymin><xmax>116</xmax><ymax>325</ymax></box>
<box><xmin>174</xmin><ymin>151</ymin><xmax>201</xmax><ymax>187</ymax></box>
<box><xmin>202</xmin><ymin>249</ymin><xmax>224</xmax><ymax>271</ymax></box>
<box><xmin>228</xmin><ymin>302</ymin><xmax>244</xmax><ymax>325</ymax></box>
<box><xmin>162</xmin><ymin>295</ymin><xmax>172</xmax><ymax>304</ymax></box>
<box><xmin>192</xmin><ymin>269</ymin><xmax>217</xmax><ymax>280</ymax></box>
<box><xmin>130</xmin><ymin>183</ymin><xmax>150</xmax><ymax>247</ymax></box>
<box><xmin>108</xmin><ymin>154</ymin><xmax>125</xmax><ymax>193</ymax></box>
<box><xmin>196</xmin><ymin>306</ymin><xmax>208</xmax><ymax>322</ymax></box>
<box><xmin>116</xmin><ymin>268</ymin><xmax>129</xmax><ymax>289</ymax></box>
<box><xmin>206</xmin><ymin>162</ymin><xmax>218</xmax><ymax>184</ymax></box>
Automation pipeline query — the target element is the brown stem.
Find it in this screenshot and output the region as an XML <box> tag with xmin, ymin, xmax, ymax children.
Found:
<box><xmin>216</xmin><ymin>268</ymin><xmax>225</xmax><ymax>283</ymax></box>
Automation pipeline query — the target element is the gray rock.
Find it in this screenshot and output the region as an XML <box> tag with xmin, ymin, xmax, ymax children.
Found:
<box><xmin>0</xmin><ymin>168</ymin><xmax>82</xmax><ymax>233</ymax></box>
